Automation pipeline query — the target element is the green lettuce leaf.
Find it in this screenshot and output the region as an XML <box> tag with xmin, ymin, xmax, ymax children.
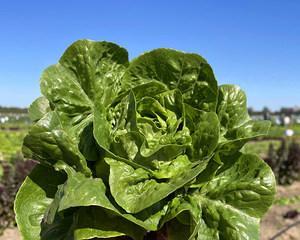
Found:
<box><xmin>23</xmin><ymin>111</ymin><xmax>92</xmax><ymax>176</ymax></box>
<box><xmin>41</xmin><ymin>40</ymin><xmax>128</xmax><ymax>113</ymax></box>
<box><xmin>217</xmin><ymin>85</ymin><xmax>271</xmax><ymax>154</ymax></box>
<box><xmin>14</xmin><ymin>165</ymin><xmax>66</xmax><ymax>240</ymax></box>
<box><xmin>165</xmin><ymin>153</ymin><xmax>275</xmax><ymax>240</ymax></box>
<box><xmin>28</xmin><ymin>96</ymin><xmax>51</xmax><ymax>122</ymax></box>
<box><xmin>25</xmin><ymin>40</ymin><xmax>130</xmax><ymax>176</ymax></box>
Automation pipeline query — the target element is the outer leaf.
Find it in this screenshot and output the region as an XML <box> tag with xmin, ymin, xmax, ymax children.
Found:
<box><xmin>218</xmin><ymin>120</ymin><xmax>271</xmax><ymax>154</ymax></box>
<box><xmin>41</xmin><ymin>40</ymin><xmax>128</xmax><ymax>114</ymax></box>
<box><xmin>201</xmin><ymin>153</ymin><xmax>275</xmax><ymax>218</ymax></box>
<box><xmin>217</xmin><ymin>85</ymin><xmax>250</xmax><ymax>133</ymax></box>
<box><xmin>47</xmin><ymin>168</ymin><xmax>165</xmax><ymax>229</ymax></box>
<box><xmin>23</xmin><ymin>111</ymin><xmax>91</xmax><ymax>176</ymax></box>
<box><xmin>28</xmin><ymin>97</ymin><xmax>51</xmax><ymax>122</ymax></box>
<box><xmin>217</xmin><ymin>85</ymin><xmax>271</xmax><ymax>154</ymax></box>
<box><xmin>39</xmin><ymin>40</ymin><xmax>129</xmax><ymax>171</ymax></box>
<box><xmin>59</xmin><ymin>40</ymin><xmax>128</xmax><ymax>104</ymax></box>
<box><xmin>41</xmin><ymin>64</ymin><xmax>92</xmax><ymax>115</ymax></box>
<box><xmin>74</xmin><ymin>208</ymin><xmax>145</xmax><ymax>240</ymax></box>
<box><xmin>196</xmin><ymin>198</ymin><xmax>260</xmax><ymax>240</ymax></box>
<box><xmin>42</xmin><ymin>207</ymin><xmax>145</xmax><ymax>240</ymax></box>
<box><xmin>167</xmin><ymin>218</ymin><xmax>198</xmax><ymax>240</ymax></box>
<box><xmin>162</xmin><ymin>195</ymin><xmax>201</xmax><ymax>225</ymax></box>
<box><xmin>40</xmin><ymin>214</ymin><xmax>74</xmax><ymax>240</ymax></box>
<box><xmin>125</xmin><ymin>48</ymin><xmax>218</xmax><ymax>111</ymax></box>
<box><xmin>167</xmin><ymin>153</ymin><xmax>275</xmax><ymax>240</ymax></box>
<box><xmin>43</xmin><ymin>169</ymin><xmax>166</xmax><ymax>237</ymax></box>
<box><xmin>14</xmin><ymin>164</ymin><xmax>66</xmax><ymax>240</ymax></box>
<box><xmin>56</xmin><ymin>169</ymin><xmax>117</xmax><ymax>213</ymax></box>
<box><xmin>131</xmin><ymin>81</ymin><xmax>169</xmax><ymax>101</ymax></box>
<box><xmin>161</xmin><ymin>196</ymin><xmax>202</xmax><ymax>240</ymax></box>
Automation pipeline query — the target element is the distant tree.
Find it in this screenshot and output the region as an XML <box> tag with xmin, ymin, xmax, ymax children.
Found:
<box><xmin>248</xmin><ymin>107</ymin><xmax>254</xmax><ymax>115</ymax></box>
<box><xmin>0</xmin><ymin>106</ymin><xmax>27</xmax><ymax>114</ymax></box>
<box><xmin>286</xmin><ymin>142</ymin><xmax>300</xmax><ymax>180</ymax></box>
<box><xmin>277</xmin><ymin>139</ymin><xmax>289</xmax><ymax>184</ymax></box>
<box><xmin>265</xmin><ymin>143</ymin><xmax>278</xmax><ymax>176</ymax></box>
<box><xmin>280</xmin><ymin>107</ymin><xmax>294</xmax><ymax>116</ymax></box>
<box><xmin>278</xmin><ymin>140</ymin><xmax>300</xmax><ymax>184</ymax></box>
<box><xmin>262</xmin><ymin>107</ymin><xmax>271</xmax><ymax>120</ymax></box>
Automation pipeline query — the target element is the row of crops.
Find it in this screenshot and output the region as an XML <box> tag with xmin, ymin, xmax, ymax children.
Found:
<box><xmin>0</xmin><ymin>118</ymin><xmax>34</xmax><ymax>234</ymax></box>
<box><xmin>0</xmin><ymin>131</ymin><xmax>26</xmax><ymax>162</ymax></box>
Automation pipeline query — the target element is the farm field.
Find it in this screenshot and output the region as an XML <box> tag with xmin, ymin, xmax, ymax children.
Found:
<box><xmin>269</xmin><ymin>124</ymin><xmax>300</xmax><ymax>138</ymax></box>
<box><xmin>242</xmin><ymin>139</ymin><xmax>282</xmax><ymax>158</ymax></box>
<box><xmin>0</xmin><ymin>117</ymin><xmax>29</xmax><ymax>162</ymax></box>
<box><xmin>0</xmin><ymin>130</ymin><xmax>26</xmax><ymax>161</ymax></box>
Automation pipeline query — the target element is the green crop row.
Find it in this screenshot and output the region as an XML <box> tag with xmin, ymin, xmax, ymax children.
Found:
<box><xmin>0</xmin><ymin>130</ymin><xmax>27</xmax><ymax>161</ymax></box>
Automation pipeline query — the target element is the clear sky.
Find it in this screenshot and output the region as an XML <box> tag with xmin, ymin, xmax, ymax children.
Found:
<box><xmin>1</xmin><ymin>0</ymin><xmax>299</xmax><ymax>110</ymax></box>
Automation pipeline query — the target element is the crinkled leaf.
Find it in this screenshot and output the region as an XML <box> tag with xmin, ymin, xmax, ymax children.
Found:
<box><xmin>125</xmin><ymin>48</ymin><xmax>218</xmax><ymax>111</ymax></box>
<box><xmin>106</xmin><ymin>158</ymin><xmax>209</xmax><ymax>213</ymax></box>
<box><xmin>151</xmin><ymin>155</ymin><xmax>191</xmax><ymax>179</ymax></box>
<box><xmin>93</xmin><ymin>91</ymin><xmax>137</xmax><ymax>151</ymax></box>
<box><xmin>94</xmin><ymin>90</ymin><xmax>193</xmax><ymax>169</ymax></box>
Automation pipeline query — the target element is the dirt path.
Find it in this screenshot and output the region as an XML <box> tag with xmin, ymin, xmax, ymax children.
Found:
<box><xmin>261</xmin><ymin>181</ymin><xmax>300</xmax><ymax>240</ymax></box>
<box><xmin>0</xmin><ymin>228</ymin><xmax>21</xmax><ymax>240</ymax></box>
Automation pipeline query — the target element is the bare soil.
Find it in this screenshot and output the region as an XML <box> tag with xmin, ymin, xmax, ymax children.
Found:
<box><xmin>260</xmin><ymin>181</ymin><xmax>300</xmax><ymax>240</ymax></box>
<box><xmin>0</xmin><ymin>228</ymin><xmax>21</xmax><ymax>240</ymax></box>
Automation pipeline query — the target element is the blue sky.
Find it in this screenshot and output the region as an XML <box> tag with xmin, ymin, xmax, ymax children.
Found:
<box><xmin>1</xmin><ymin>0</ymin><xmax>299</xmax><ymax>110</ymax></box>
